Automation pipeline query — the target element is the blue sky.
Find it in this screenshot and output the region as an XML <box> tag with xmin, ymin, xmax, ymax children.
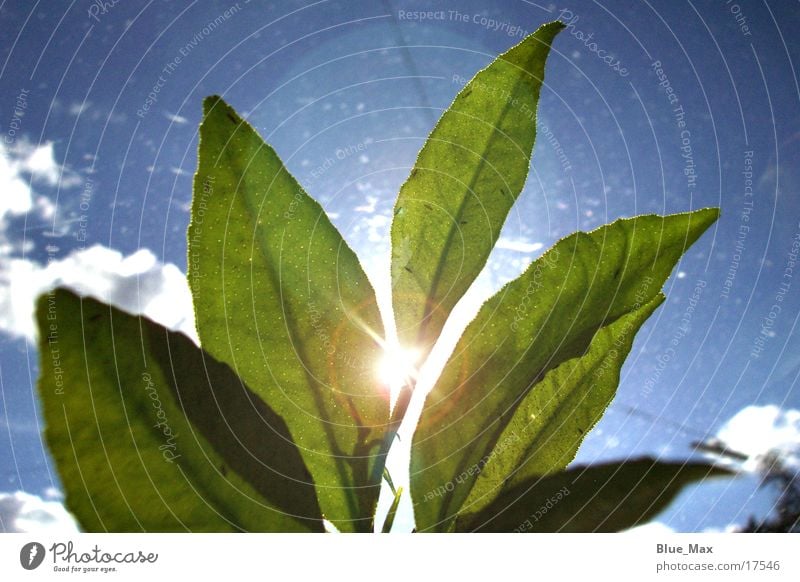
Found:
<box><xmin>1</xmin><ymin>0</ymin><xmax>799</xmax><ymax>532</ymax></box>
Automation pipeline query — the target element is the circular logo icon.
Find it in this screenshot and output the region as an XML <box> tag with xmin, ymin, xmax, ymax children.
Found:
<box><xmin>20</xmin><ymin>542</ymin><xmax>45</xmax><ymax>570</ymax></box>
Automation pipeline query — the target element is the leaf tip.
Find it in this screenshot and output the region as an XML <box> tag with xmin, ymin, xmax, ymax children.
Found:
<box><xmin>535</xmin><ymin>19</ymin><xmax>567</xmax><ymax>40</ymax></box>
<box><xmin>697</xmin><ymin>205</ymin><xmax>721</xmax><ymax>223</ymax></box>
<box><xmin>202</xmin><ymin>95</ymin><xmax>240</xmax><ymax>125</ymax></box>
<box><xmin>687</xmin><ymin>206</ymin><xmax>721</xmax><ymax>241</ymax></box>
<box><xmin>203</xmin><ymin>94</ymin><xmax>223</xmax><ymax>112</ymax></box>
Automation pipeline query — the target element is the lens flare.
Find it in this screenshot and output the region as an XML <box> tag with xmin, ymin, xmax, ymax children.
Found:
<box><xmin>377</xmin><ymin>343</ymin><xmax>420</xmax><ymax>399</ymax></box>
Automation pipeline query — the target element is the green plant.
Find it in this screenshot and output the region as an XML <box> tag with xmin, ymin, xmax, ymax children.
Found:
<box><xmin>36</xmin><ymin>21</ymin><xmax>728</xmax><ymax>533</ymax></box>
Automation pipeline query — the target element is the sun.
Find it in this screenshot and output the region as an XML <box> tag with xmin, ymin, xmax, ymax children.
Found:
<box><xmin>377</xmin><ymin>342</ymin><xmax>421</xmax><ymax>399</ymax></box>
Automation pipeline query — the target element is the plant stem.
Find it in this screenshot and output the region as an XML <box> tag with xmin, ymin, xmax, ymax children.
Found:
<box><xmin>370</xmin><ymin>378</ymin><xmax>416</xmax><ymax>487</ymax></box>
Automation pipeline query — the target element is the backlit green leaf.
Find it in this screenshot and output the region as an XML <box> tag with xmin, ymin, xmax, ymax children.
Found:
<box><xmin>381</xmin><ymin>487</ymin><xmax>403</xmax><ymax>533</ymax></box>
<box><xmin>459</xmin><ymin>293</ymin><xmax>665</xmax><ymax>518</ymax></box>
<box><xmin>457</xmin><ymin>459</ymin><xmax>730</xmax><ymax>532</ymax></box>
<box><xmin>411</xmin><ymin>209</ymin><xmax>719</xmax><ymax>531</ymax></box>
<box><xmin>36</xmin><ymin>288</ymin><xmax>323</xmax><ymax>532</ymax></box>
<box><xmin>391</xmin><ymin>22</ymin><xmax>564</xmax><ymax>353</ymax></box>
<box><xmin>188</xmin><ymin>96</ymin><xmax>387</xmax><ymax>532</ymax></box>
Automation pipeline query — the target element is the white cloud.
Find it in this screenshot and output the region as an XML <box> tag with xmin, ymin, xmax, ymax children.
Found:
<box><xmin>354</xmin><ymin>194</ymin><xmax>378</xmax><ymax>213</ymax></box>
<box><xmin>1</xmin><ymin>139</ymin><xmax>83</xmax><ymax>253</ymax></box>
<box><xmin>0</xmin><ymin>140</ymin><xmax>82</xmax><ymax>206</ymax></box>
<box><xmin>22</xmin><ymin>142</ymin><xmax>61</xmax><ymax>186</ymax></box>
<box><xmin>495</xmin><ymin>237</ymin><xmax>544</xmax><ymax>253</ymax></box>
<box><xmin>0</xmin><ymin>245</ymin><xmax>196</xmax><ymax>343</ymax></box>
<box><xmin>165</xmin><ymin>112</ymin><xmax>188</xmax><ymax>124</ymax></box>
<box><xmin>0</xmin><ymin>143</ymin><xmax>36</xmax><ymax>218</ymax></box>
<box><xmin>624</xmin><ymin>405</ymin><xmax>800</xmax><ymax>534</ymax></box>
<box><xmin>0</xmin><ymin>490</ymin><xmax>78</xmax><ymax>533</ymax></box>
<box><xmin>365</xmin><ymin>213</ymin><xmax>388</xmax><ymax>242</ymax></box>
<box><xmin>714</xmin><ymin>405</ymin><xmax>800</xmax><ymax>475</ymax></box>
<box><xmin>68</xmin><ymin>101</ymin><xmax>90</xmax><ymax>116</ymax></box>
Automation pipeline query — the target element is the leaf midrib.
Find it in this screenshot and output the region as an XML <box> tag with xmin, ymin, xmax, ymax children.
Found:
<box><xmin>435</xmin><ymin>307</ymin><xmax>632</xmax><ymax>525</ymax></box>
<box><xmin>415</xmin><ymin>64</ymin><xmax>534</xmax><ymax>344</ymax></box>
<box><xmin>214</xmin><ymin>135</ymin><xmax>365</xmax><ymax>526</ymax></box>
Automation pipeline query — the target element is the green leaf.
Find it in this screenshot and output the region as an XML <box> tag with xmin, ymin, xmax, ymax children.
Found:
<box><xmin>36</xmin><ymin>288</ymin><xmax>323</xmax><ymax>532</ymax></box>
<box><xmin>381</xmin><ymin>487</ymin><xmax>403</xmax><ymax>533</ymax></box>
<box><xmin>459</xmin><ymin>293</ymin><xmax>665</xmax><ymax>518</ymax></box>
<box><xmin>411</xmin><ymin>209</ymin><xmax>719</xmax><ymax>531</ymax></box>
<box><xmin>383</xmin><ymin>467</ymin><xmax>397</xmax><ymax>496</ymax></box>
<box><xmin>456</xmin><ymin>459</ymin><xmax>731</xmax><ymax>532</ymax></box>
<box><xmin>391</xmin><ymin>22</ymin><xmax>564</xmax><ymax>353</ymax></box>
<box><xmin>188</xmin><ymin>96</ymin><xmax>387</xmax><ymax>532</ymax></box>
